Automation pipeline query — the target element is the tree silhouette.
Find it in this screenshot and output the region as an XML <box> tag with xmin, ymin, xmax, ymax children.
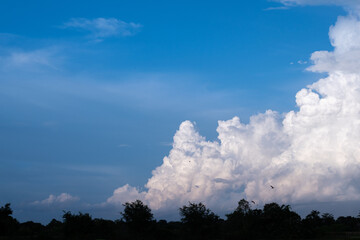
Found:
<box><xmin>235</xmin><ymin>198</ymin><xmax>251</xmax><ymax>214</ymax></box>
<box><xmin>46</xmin><ymin>219</ymin><xmax>63</xmax><ymax>237</ymax></box>
<box><xmin>121</xmin><ymin>199</ymin><xmax>153</xmax><ymax>232</ymax></box>
<box><xmin>226</xmin><ymin>199</ymin><xmax>261</xmax><ymax>239</ymax></box>
<box><xmin>302</xmin><ymin>210</ymin><xmax>322</xmax><ymax>237</ymax></box>
<box><xmin>0</xmin><ymin>203</ymin><xmax>12</xmax><ymax>217</ymax></box>
<box><xmin>336</xmin><ymin>216</ymin><xmax>359</xmax><ymax>231</ymax></box>
<box><xmin>93</xmin><ymin>218</ymin><xmax>116</xmax><ymax>239</ymax></box>
<box><xmin>179</xmin><ymin>202</ymin><xmax>220</xmax><ymax>238</ymax></box>
<box><xmin>62</xmin><ymin>211</ymin><xmax>93</xmax><ymax>238</ymax></box>
<box><xmin>304</xmin><ymin>210</ymin><xmax>322</xmax><ymax>228</ymax></box>
<box><xmin>2</xmin><ymin>201</ymin><xmax>360</xmax><ymax>239</ymax></box>
<box><xmin>0</xmin><ymin>203</ymin><xmax>19</xmax><ymax>236</ymax></box>
<box><xmin>226</xmin><ymin>198</ymin><xmax>251</xmax><ymax>221</ymax></box>
<box><xmin>322</xmin><ymin>213</ymin><xmax>335</xmax><ymax>225</ymax></box>
<box><xmin>18</xmin><ymin>221</ymin><xmax>45</xmax><ymax>237</ymax></box>
<box><xmin>262</xmin><ymin>202</ymin><xmax>301</xmax><ymax>238</ymax></box>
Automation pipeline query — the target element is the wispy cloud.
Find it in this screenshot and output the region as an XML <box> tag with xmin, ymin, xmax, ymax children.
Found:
<box><xmin>273</xmin><ymin>0</ymin><xmax>360</xmax><ymax>9</ymax></box>
<box><xmin>264</xmin><ymin>6</ymin><xmax>289</xmax><ymax>11</ymax></box>
<box><xmin>31</xmin><ymin>193</ymin><xmax>79</xmax><ymax>206</ymax></box>
<box><xmin>297</xmin><ymin>60</ymin><xmax>308</xmax><ymax>64</ymax></box>
<box><xmin>160</xmin><ymin>142</ymin><xmax>173</xmax><ymax>146</ymax></box>
<box><xmin>118</xmin><ymin>144</ymin><xmax>131</xmax><ymax>148</ymax></box>
<box><xmin>62</xmin><ymin>17</ymin><xmax>142</xmax><ymax>41</ymax></box>
<box><xmin>267</xmin><ymin>0</ymin><xmax>360</xmax><ymax>12</ymax></box>
<box><xmin>0</xmin><ymin>47</ymin><xmax>60</xmax><ymax>71</ymax></box>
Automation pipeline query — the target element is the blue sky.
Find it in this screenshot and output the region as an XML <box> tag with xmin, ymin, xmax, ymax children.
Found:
<box><xmin>0</xmin><ymin>0</ymin><xmax>352</xmax><ymax>223</ymax></box>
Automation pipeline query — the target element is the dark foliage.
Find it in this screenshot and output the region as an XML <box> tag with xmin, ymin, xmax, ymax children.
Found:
<box><xmin>261</xmin><ymin>202</ymin><xmax>301</xmax><ymax>238</ymax></box>
<box><xmin>226</xmin><ymin>200</ymin><xmax>302</xmax><ymax>239</ymax></box>
<box><xmin>62</xmin><ymin>211</ymin><xmax>94</xmax><ymax>239</ymax></box>
<box><xmin>85</xmin><ymin>218</ymin><xmax>115</xmax><ymax>239</ymax></box>
<box><xmin>336</xmin><ymin>216</ymin><xmax>359</xmax><ymax>231</ymax></box>
<box><xmin>0</xmin><ymin>203</ymin><xmax>19</xmax><ymax>236</ymax></box>
<box><xmin>302</xmin><ymin>210</ymin><xmax>323</xmax><ymax>237</ymax></box>
<box><xmin>18</xmin><ymin>221</ymin><xmax>46</xmax><ymax>238</ymax></box>
<box><xmin>121</xmin><ymin>199</ymin><xmax>153</xmax><ymax>224</ymax></box>
<box><xmin>179</xmin><ymin>202</ymin><xmax>221</xmax><ymax>239</ymax></box>
<box><xmin>1</xmin><ymin>201</ymin><xmax>360</xmax><ymax>239</ymax></box>
<box><xmin>226</xmin><ymin>199</ymin><xmax>262</xmax><ymax>239</ymax></box>
<box><xmin>46</xmin><ymin>218</ymin><xmax>64</xmax><ymax>238</ymax></box>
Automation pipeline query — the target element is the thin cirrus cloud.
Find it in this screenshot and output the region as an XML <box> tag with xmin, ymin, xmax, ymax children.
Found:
<box><xmin>31</xmin><ymin>193</ymin><xmax>79</xmax><ymax>206</ymax></box>
<box><xmin>118</xmin><ymin>144</ymin><xmax>131</xmax><ymax>148</ymax></box>
<box><xmin>62</xmin><ymin>17</ymin><xmax>142</xmax><ymax>40</ymax></box>
<box><xmin>274</xmin><ymin>0</ymin><xmax>360</xmax><ymax>9</ymax></box>
<box><xmin>0</xmin><ymin>47</ymin><xmax>59</xmax><ymax>71</ymax></box>
<box><xmin>102</xmin><ymin>4</ymin><xmax>360</xmax><ymax>213</ymax></box>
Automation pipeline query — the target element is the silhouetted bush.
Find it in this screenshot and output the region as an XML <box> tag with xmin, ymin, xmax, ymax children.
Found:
<box><xmin>226</xmin><ymin>199</ymin><xmax>262</xmax><ymax>239</ymax></box>
<box><xmin>336</xmin><ymin>216</ymin><xmax>359</xmax><ymax>231</ymax></box>
<box><xmin>18</xmin><ymin>221</ymin><xmax>45</xmax><ymax>238</ymax></box>
<box><xmin>1</xmin><ymin>201</ymin><xmax>360</xmax><ymax>239</ymax></box>
<box><xmin>0</xmin><ymin>203</ymin><xmax>19</xmax><ymax>236</ymax></box>
<box><xmin>45</xmin><ymin>219</ymin><xmax>63</xmax><ymax>239</ymax></box>
<box><xmin>302</xmin><ymin>210</ymin><xmax>323</xmax><ymax>237</ymax></box>
<box><xmin>179</xmin><ymin>202</ymin><xmax>220</xmax><ymax>239</ymax></box>
<box><xmin>121</xmin><ymin>199</ymin><xmax>153</xmax><ymax>231</ymax></box>
<box><xmin>62</xmin><ymin>211</ymin><xmax>93</xmax><ymax>239</ymax></box>
<box><xmin>261</xmin><ymin>202</ymin><xmax>301</xmax><ymax>239</ymax></box>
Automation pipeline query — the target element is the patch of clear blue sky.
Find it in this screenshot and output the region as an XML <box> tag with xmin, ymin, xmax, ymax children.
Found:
<box><xmin>0</xmin><ymin>0</ymin><xmax>345</xmax><ymax>222</ymax></box>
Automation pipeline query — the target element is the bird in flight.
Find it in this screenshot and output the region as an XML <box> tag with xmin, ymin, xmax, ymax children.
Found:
<box><xmin>270</xmin><ymin>185</ymin><xmax>274</xmax><ymax>189</ymax></box>
<box><xmin>251</xmin><ymin>200</ymin><xmax>255</xmax><ymax>204</ymax></box>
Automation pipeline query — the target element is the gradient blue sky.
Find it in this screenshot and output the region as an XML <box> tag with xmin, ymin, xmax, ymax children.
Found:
<box><xmin>0</xmin><ymin>0</ymin><xmax>347</xmax><ymax>222</ymax></box>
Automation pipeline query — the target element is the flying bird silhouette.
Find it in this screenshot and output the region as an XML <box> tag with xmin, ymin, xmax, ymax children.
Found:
<box><xmin>270</xmin><ymin>185</ymin><xmax>274</xmax><ymax>189</ymax></box>
<box><xmin>251</xmin><ymin>200</ymin><xmax>255</xmax><ymax>204</ymax></box>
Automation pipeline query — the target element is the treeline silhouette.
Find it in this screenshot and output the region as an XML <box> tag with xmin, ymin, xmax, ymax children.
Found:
<box><xmin>1</xmin><ymin>199</ymin><xmax>360</xmax><ymax>239</ymax></box>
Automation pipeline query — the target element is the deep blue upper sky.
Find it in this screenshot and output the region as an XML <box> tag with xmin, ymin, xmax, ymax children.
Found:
<box><xmin>0</xmin><ymin>0</ymin><xmax>346</xmax><ymax>222</ymax></box>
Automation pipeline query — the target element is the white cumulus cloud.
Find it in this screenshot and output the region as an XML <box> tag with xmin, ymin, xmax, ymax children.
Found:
<box><xmin>105</xmin><ymin>5</ymin><xmax>360</xmax><ymax>213</ymax></box>
<box><xmin>32</xmin><ymin>193</ymin><xmax>79</xmax><ymax>206</ymax></box>
<box><xmin>309</xmin><ymin>15</ymin><xmax>360</xmax><ymax>73</ymax></box>
<box><xmin>105</xmin><ymin>184</ymin><xmax>145</xmax><ymax>206</ymax></box>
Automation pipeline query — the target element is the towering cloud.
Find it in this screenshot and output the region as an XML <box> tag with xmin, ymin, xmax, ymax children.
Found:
<box><xmin>107</xmin><ymin>7</ymin><xmax>360</xmax><ymax>211</ymax></box>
